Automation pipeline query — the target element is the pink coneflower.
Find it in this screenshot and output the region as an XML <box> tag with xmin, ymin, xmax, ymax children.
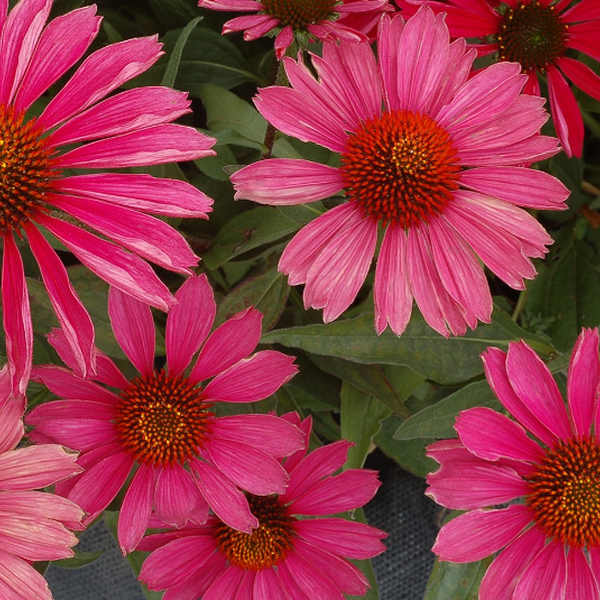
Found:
<box><xmin>232</xmin><ymin>7</ymin><xmax>569</xmax><ymax>338</ymax></box>
<box><xmin>138</xmin><ymin>412</ymin><xmax>386</xmax><ymax>599</ymax></box>
<box><xmin>0</xmin><ymin>366</ymin><xmax>84</xmax><ymax>600</ymax></box>
<box><xmin>26</xmin><ymin>274</ymin><xmax>302</xmax><ymax>554</ymax></box>
<box><xmin>199</xmin><ymin>0</ymin><xmax>390</xmax><ymax>58</ymax></box>
<box><xmin>427</xmin><ymin>328</ymin><xmax>600</xmax><ymax>598</ymax></box>
<box><xmin>396</xmin><ymin>0</ymin><xmax>600</xmax><ymax>157</ymax></box>
<box><xmin>0</xmin><ymin>0</ymin><xmax>216</xmax><ymax>398</ymax></box>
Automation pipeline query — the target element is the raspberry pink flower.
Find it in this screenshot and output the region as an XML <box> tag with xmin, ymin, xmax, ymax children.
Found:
<box><xmin>0</xmin><ymin>0</ymin><xmax>216</xmax><ymax>398</ymax></box>
<box><xmin>138</xmin><ymin>413</ymin><xmax>386</xmax><ymax>599</ymax></box>
<box><xmin>26</xmin><ymin>274</ymin><xmax>302</xmax><ymax>554</ymax></box>
<box><xmin>0</xmin><ymin>366</ymin><xmax>84</xmax><ymax>600</ymax></box>
<box><xmin>427</xmin><ymin>328</ymin><xmax>600</xmax><ymax>599</ymax></box>
<box><xmin>199</xmin><ymin>0</ymin><xmax>390</xmax><ymax>58</ymax></box>
<box><xmin>232</xmin><ymin>7</ymin><xmax>569</xmax><ymax>338</ymax></box>
<box><xmin>397</xmin><ymin>0</ymin><xmax>600</xmax><ymax>157</ymax></box>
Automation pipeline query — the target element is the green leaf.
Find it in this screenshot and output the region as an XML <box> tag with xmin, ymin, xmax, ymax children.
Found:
<box><xmin>51</xmin><ymin>550</ymin><xmax>104</xmax><ymax>569</ymax></box>
<box><xmin>341</xmin><ymin>383</ymin><xmax>391</xmax><ymax>470</ymax></box>
<box><xmin>262</xmin><ymin>307</ymin><xmax>555</xmax><ymax>386</ymax></box>
<box><xmin>149</xmin><ymin>0</ymin><xmax>201</xmax><ymax>30</ymax></box>
<box><xmin>203</xmin><ymin>207</ymin><xmax>301</xmax><ymax>269</ymax></box>
<box><xmin>160</xmin><ymin>16</ymin><xmax>202</xmax><ymax>88</ymax></box>
<box><xmin>199</xmin><ymin>84</ymin><xmax>267</xmax><ymax>143</ymax></box>
<box><xmin>424</xmin><ymin>557</ymin><xmax>492</xmax><ymax>600</ymax></box>
<box><xmin>215</xmin><ymin>266</ymin><xmax>289</xmax><ymax>331</ymax></box>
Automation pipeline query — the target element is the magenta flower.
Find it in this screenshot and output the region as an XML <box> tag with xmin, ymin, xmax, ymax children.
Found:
<box><xmin>199</xmin><ymin>0</ymin><xmax>390</xmax><ymax>58</ymax></box>
<box><xmin>232</xmin><ymin>7</ymin><xmax>569</xmax><ymax>338</ymax></box>
<box><xmin>26</xmin><ymin>274</ymin><xmax>303</xmax><ymax>554</ymax></box>
<box><xmin>138</xmin><ymin>412</ymin><xmax>386</xmax><ymax>599</ymax></box>
<box><xmin>427</xmin><ymin>328</ymin><xmax>600</xmax><ymax>598</ymax></box>
<box><xmin>397</xmin><ymin>0</ymin><xmax>600</xmax><ymax>157</ymax></box>
<box><xmin>0</xmin><ymin>0</ymin><xmax>216</xmax><ymax>398</ymax></box>
<box><xmin>0</xmin><ymin>366</ymin><xmax>84</xmax><ymax>600</ymax></box>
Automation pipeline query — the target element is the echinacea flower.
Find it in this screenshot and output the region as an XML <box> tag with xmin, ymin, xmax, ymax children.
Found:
<box><xmin>0</xmin><ymin>366</ymin><xmax>84</xmax><ymax>600</ymax></box>
<box><xmin>199</xmin><ymin>0</ymin><xmax>390</xmax><ymax>58</ymax></box>
<box><xmin>0</xmin><ymin>0</ymin><xmax>216</xmax><ymax>398</ymax></box>
<box><xmin>138</xmin><ymin>412</ymin><xmax>386</xmax><ymax>599</ymax></box>
<box><xmin>26</xmin><ymin>274</ymin><xmax>302</xmax><ymax>554</ymax></box>
<box><xmin>427</xmin><ymin>328</ymin><xmax>600</xmax><ymax>599</ymax></box>
<box><xmin>396</xmin><ymin>0</ymin><xmax>600</xmax><ymax>157</ymax></box>
<box><xmin>232</xmin><ymin>7</ymin><xmax>569</xmax><ymax>338</ymax></box>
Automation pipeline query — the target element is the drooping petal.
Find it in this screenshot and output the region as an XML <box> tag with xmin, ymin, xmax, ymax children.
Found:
<box><xmin>564</xmin><ymin>547</ymin><xmax>600</xmax><ymax>600</ymax></box>
<box><xmin>118</xmin><ymin>464</ymin><xmax>155</xmax><ymax>553</ymax></box>
<box><xmin>513</xmin><ymin>541</ymin><xmax>567</xmax><ymax>600</ymax></box>
<box><xmin>557</xmin><ymin>56</ymin><xmax>600</xmax><ymax>101</ymax></box>
<box><xmin>0</xmin><ymin>549</ymin><xmax>54</xmax><ymax>600</ymax></box>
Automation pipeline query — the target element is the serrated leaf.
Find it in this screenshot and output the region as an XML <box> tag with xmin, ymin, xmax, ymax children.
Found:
<box><xmin>203</xmin><ymin>207</ymin><xmax>301</xmax><ymax>269</ymax></box>
<box><xmin>262</xmin><ymin>307</ymin><xmax>555</xmax><ymax>386</ymax></box>
<box><xmin>424</xmin><ymin>557</ymin><xmax>492</xmax><ymax>600</ymax></box>
<box><xmin>341</xmin><ymin>383</ymin><xmax>391</xmax><ymax>470</ymax></box>
<box><xmin>160</xmin><ymin>16</ymin><xmax>202</xmax><ymax>88</ymax></box>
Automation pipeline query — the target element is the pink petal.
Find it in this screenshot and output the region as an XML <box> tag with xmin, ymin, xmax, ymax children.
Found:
<box><xmin>568</xmin><ymin>327</ymin><xmax>600</xmax><ymax>436</ymax></box>
<box><xmin>37</xmin><ymin>36</ymin><xmax>162</xmax><ymax>131</ymax></box>
<box><xmin>26</xmin><ymin>224</ymin><xmax>95</xmax><ymax>379</ymax></box>
<box><xmin>479</xmin><ymin>526</ymin><xmax>546</xmax><ymax>600</ymax></box>
<box><xmin>48</xmin><ymin>193</ymin><xmax>197</xmax><ymax>274</ymax></box>
<box><xmin>291</xmin><ymin>469</ymin><xmax>381</xmax><ymax>515</ymax></box>
<box><xmin>210</xmin><ymin>414</ymin><xmax>305</xmax><ymax>458</ymax></box>
<box><xmin>432</xmin><ymin>505</ymin><xmax>531</xmax><ymax>562</ymax></box>
<box><xmin>459</xmin><ymin>166</ymin><xmax>569</xmax><ymax>210</ymax></box>
<box><xmin>274</xmin><ymin>25</ymin><xmax>294</xmax><ymax>60</ymax></box>
<box><xmin>55</xmin><ymin>124</ymin><xmax>216</xmax><ymax>168</ymax></box>
<box><xmin>2</xmin><ymin>233</ymin><xmax>32</xmax><ymax>399</ymax></box>
<box><xmin>27</xmin><ymin>399</ymin><xmax>115</xmax><ymax>423</ymax></box>
<box><xmin>38</xmin><ymin>213</ymin><xmax>175</xmax><ymax>311</ymax></box>
<box><xmin>200</xmin><ymin>0</ymin><xmax>261</xmax><ymax>11</ymax></box>
<box><xmin>562</xmin><ymin>0</ymin><xmax>600</xmax><ymax>21</ymax></box>
<box><xmin>547</xmin><ymin>64</ymin><xmax>584</xmax><ymax>158</ymax></box>
<box><xmin>557</xmin><ymin>56</ymin><xmax>600</xmax><ymax>101</ymax></box>
<box><xmin>254</xmin><ymin>569</ymin><xmax>289</xmax><ymax>600</ymax></box>
<box><xmin>276</xmin><ymin>560</ymin><xmax>312</xmax><ymax>600</ymax></box>
<box><xmin>455</xmin><ymin>407</ymin><xmax>544</xmax><ymax>463</ymax></box>
<box><xmin>49</xmin><ymin>86</ymin><xmax>191</xmax><ymax>145</ymax></box>
<box><xmin>513</xmin><ymin>541</ymin><xmax>567</xmax><ymax>600</ymax></box>
<box><xmin>0</xmin><ymin>370</ymin><xmax>24</xmax><ymax>453</ymax></box>
<box><xmin>58</xmin><ymin>173</ymin><xmax>212</xmax><ymax>218</ymax></box>
<box><xmin>13</xmin><ymin>6</ymin><xmax>100</xmax><ymax>112</ymax></box>
<box><xmin>294</xmin><ymin>517</ymin><xmax>386</xmax><ymax>559</ymax></box>
<box><xmin>506</xmin><ymin>341</ymin><xmax>572</xmax><ymax>441</ymax></box>
<box><xmin>0</xmin><ymin>0</ymin><xmax>51</xmax><ymax>105</ymax></box>
<box><xmin>374</xmin><ymin>223</ymin><xmax>413</xmax><ymax>335</ymax></box>
<box><xmin>190</xmin><ymin>307</ymin><xmax>261</xmax><ymax>383</ymax></box>
<box><xmin>201</xmin><ymin>351</ymin><xmax>297</xmax><ymax>403</ymax></box>
<box><xmin>108</xmin><ymin>287</ymin><xmax>155</xmax><ymax>377</ymax></box>
<box><xmin>203</xmin><ymin>567</ymin><xmax>247</xmax><ymax>600</ymax></box>
<box><xmin>564</xmin><ymin>547</ymin><xmax>600</xmax><ymax>600</ymax></box>
<box><xmin>568</xmin><ymin>24</ymin><xmax>600</xmax><ymax>63</ymax></box>
<box><xmin>118</xmin><ymin>464</ymin><xmax>155</xmax><ymax>553</ymax></box>
<box><xmin>203</xmin><ymin>438</ymin><xmax>289</xmax><ymax>495</ymax></box>
<box><xmin>282</xmin><ymin>552</ymin><xmax>344</xmax><ymax>600</ymax></box>
<box><xmin>0</xmin><ymin>549</ymin><xmax>53</xmax><ymax>600</ymax></box>
<box><xmin>167</xmin><ymin>274</ymin><xmax>216</xmax><ymax>376</ymax></box>
<box><xmin>231</xmin><ymin>159</ymin><xmax>344</xmax><ymax>205</ymax></box>
<box><xmin>191</xmin><ymin>460</ymin><xmax>258</xmax><ymax>533</ymax></box>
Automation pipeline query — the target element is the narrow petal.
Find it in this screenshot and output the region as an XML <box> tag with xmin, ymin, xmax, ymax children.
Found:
<box><xmin>557</xmin><ymin>56</ymin><xmax>600</xmax><ymax>100</ymax></box>
<box><xmin>432</xmin><ymin>505</ymin><xmax>531</xmax><ymax>562</ymax></box>
<box><xmin>568</xmin><ymin>328</ymin><xmax>599</xmax><ymax>436</ymax></box>
<box><xmin>231</xmin><ymin>159</ymin><xmax>344</xmax><ymax>205</ymax></box>
<box><xmin>55</xmin><ymin>124</ymin><xmax>216</xmax><ymax>169</ymax></box>
<box><xmin>118</xmin><ymin>464</ymin><xmax>155</xmax><ymax>553</ymax></box>
<box><xmin>513</xmin><ymin>541</ymin><xmax>567</xmax><ymax>600</ymax></box>
<box><xmin>37</xmin><ymin>36</ymin><xmax>162</xmax><ymax>130</ymax></box>
<box><xmin>13</xmin><ymin>6</ymin><xmax>100</xmax><ymax>112</ymax></box>
<box><xmin>547</xmin><ymin>64</ymin><xmax>584</xmax><ymax>158</ymax></box>
<box><xmin>564</xmin><ymin>547</ymin><xmax>600</xmax><ymax>600</ymax></box>
<box><xmin>0</xmin><ymin>369</ymin><xmax>24</xmax><ymax>453</ymax></box>
<box><xmin>203</xmin><ymin>567</ymin><xmax>247</xmax><ymax>600</ymax></box>
<box><xmin>38</xmin><ymin>214</ymin><xmax>175</xmax><ymax>311</ymax></box>
<box><xmin>2</xmin><ymin>233</ymin><xmax>32</xmax><ymax>398</ymax></box>
<box><xmin>479</xmin><ymin>527</ymin><xmax>546</xmax><ymax>600</ymax></box>
<box><xmin>26</xmin><ymin>224</ymin><xmax>95</xmax><ymax>378</ymax></box>
<box><xmin>201</xmin><ymin>351</ymin><xmax>297</xmax><ymax>403</ymax></box>
<box><xmin>58</xmin><ymin>173</ymin><xmax>212</xmax><ymax>218</ymax></box>
<box><xmin>562</xmin><ymin>0</ymin><xmax>600</xmax><ymax>21</ymax></box>
<box><xmin>49</xmin><ymin>87</ymin><xmax>191</xmax><ymax>145</ymax></box>
<box><xmin>167</xmin><ymin>274</ymin><xmax>216</xmax><ymax>376</ymax></box>
<box><xmin>254</xmin><ymin>569</ymin><xmax>290</xmax><ymax>600</ymax></box>
<box><xmin>374</xmin><ymin>223</ymin><xmax>413</xmax><ymax>335</ymax></box>
<box><xmin>282</xmin><ymin>552</ymin><xmax>344</xmax><ymax>600</ymax></box>
<box><xmin>190</xmin><ymin>308</ymin><xmax>262</xmax><ymax>383</ymax></box>
<box><xmin>274</xmin><ymin>26</ymin><xmax>294</xmax><ymax>60</ymax></box>
<box><xmin>0</xmin><ymin>549</ymin><xmax>53</xmax><ymax>600</ymax></box>
<box><xmin>108</xmin><ymin>287</ymin><xmax>155</xmax><ymax>377</ymax></box>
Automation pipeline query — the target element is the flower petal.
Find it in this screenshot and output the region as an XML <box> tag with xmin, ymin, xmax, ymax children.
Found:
<box><xmin>118</xmin><ymin>464</ymin><xmax>155</xmax><ymax>553</ymax></box>
<box><xmin>513</xmin><ymin>541</ymin><xmax>567</xmax><ymax>600</ymax></box>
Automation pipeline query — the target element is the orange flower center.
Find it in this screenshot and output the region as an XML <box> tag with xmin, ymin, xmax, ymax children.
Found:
<box><xmin>215</xmin><ymin>494</ymin><xmax>296</xmax><ymax>571</ymax></box>
<box><xmin>261</xmin><ymin>0</ymin><xmax>338</xmax><ymax>29</ymax></box>
<box><xmin>340</xmin><ymin>110</ymin><xmax>461</xmax><ymax>229</ymax></box>
<box><xmin>497</xmin><ymin>0</ymin><xmax>568</xmax><ymax>72</ymax></box>
<box><xmin>0</xmin><ymin>105</ymin><xmax>57</xmax><ymax>234</ymax></box>
<box><xmin>115</xmin><ymin>370</ymin><xmax>214</xmax><ymax>468</ymax></box>
<box><xmin>526</xmin><ymin>435</ymin><xmax>600</xmax><ymax>548</ymax></box>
